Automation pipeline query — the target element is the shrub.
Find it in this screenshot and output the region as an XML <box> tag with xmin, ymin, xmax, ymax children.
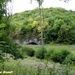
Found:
<box><xmin>45</xmin><ymin>48</ymin><xmax>71</xmax><ymax>64</ymax></box>
<box><xmin>52</xmin><ymin>49</ymin><xmax>71</xmax><ymax>63</ymax></box>
<box><xmin>0</xmin><ymin>38</ymin><xmax>23</xmax><ymax>59</ymax></box>
<box><xmin>35</xmin><ymin>47</ymin><xmax>47</xmax><ymax>59</ymax></box>
<box><xmin>63</xmin><ymin>53</ymin><xmax>75</xmax><ymax>65</ymax></box>
<box><xmin>45</xmin><ymin>48</ymin><xmax>54</xmax><ymax>60</ymax></box>
<box><xmin>21</xmin><ymin>46</ymin><xmax>35</xmax><ymax>57</ymax></box>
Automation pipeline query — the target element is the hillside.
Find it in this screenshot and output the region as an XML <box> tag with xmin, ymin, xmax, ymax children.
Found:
<box><xmin>10</xmin><ymin>7</ymin><xmax>75</xmax><ymax>44</ymax></box>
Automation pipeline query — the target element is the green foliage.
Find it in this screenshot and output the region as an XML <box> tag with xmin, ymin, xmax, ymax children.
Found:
<box><xmin>21</xmin><ymin>46</ymin><xmax>35</xmax><ymax>57</ymax></box>
<box><xmin>45</xmin><ymin>48</ymin><xmax>71</xmax><ymax>64</ymax></box>
<box><xmin>0</xmin><ymin>36</ymin><xmax>23</xmax><ymax>59</ymax></box>
<box><xmin>45</xmin><ymin>48</ymin><xmax>54</xmax><ymax>60</ymax></box>
<box><xmin>20</xmin><ymin>26</ymin><xmax>28</xmax><ymax>35</ymax></box>
<box><xmin>0</xmin><ymin>23</ymin><xmax>6</xmax><ymax>29</ymax></box>
<box><xmin>63</xmin><ymin>53</ymin><xmax>75</xmax><ymax>65</ymax></box>
<box><xmin>0</xmin><ymin>0</ymin><xmax>20</xmax><ymax>61</ymax></box>
<box><xmin>0</xmin><ymin>0</ymin><xmax>24</xmax><ymax>61</ymax></box>
<box><xmin>0</xmin><ymin>58</ymin><xmax>75</xmax><ymax>75</ymax></box>
<box><xmin>11</xmin><ymin>7</ymin><xmax>75</xmax><ymax>44</ymax></box>
<box><xmin>35</xmin><ymin>47</ymin><xmax>47</xmax><ymax>59</ymax></box>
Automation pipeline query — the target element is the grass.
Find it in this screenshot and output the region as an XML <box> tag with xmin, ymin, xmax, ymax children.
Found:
<box><xmin>22</xmin><ymin>45</ymin><xmax>75</xmax><ymax>63</ymax></box>
<box><xmin>1</xmin><ymin>57</ymin><xmax>75</xmax><ymax>75</ymax></box>
<box><xmin>0</xmin><ymin>45</ymin><xmax>75</xmax><ymax>75</ymax></box>
<box><xmin>26</xmin><ymin>44</ymin><xmax>75</xmax><ymax>52</ymax></box>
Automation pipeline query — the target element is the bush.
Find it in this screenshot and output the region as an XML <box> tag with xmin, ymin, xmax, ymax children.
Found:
<box><xmin>51</xmin><ymin>49</ymin><xmax>71</xmax><ymax>63</ymax></box>
<box><xmin>21</xmin><ymin>46</ymin><xmax>35</xmax><ymax>57</ymax></box>
<box><xmin>63</xmin><ymin>53</ymin><xmax>75</xmax><ymax>65</ymax></box>
<box><xmin>45</xmin><ymin>48</ymin><xmax>54</xmax><ymax>60</ymax></box>
<box><xmin>45</xmin><ymin>48</ymin><xmax>71</xmax><ymax>64</ymax></box>
<box><xmin>35</xmin><ymin>47</ymin><xmax>47</xmax><ymax>59</ymax></box>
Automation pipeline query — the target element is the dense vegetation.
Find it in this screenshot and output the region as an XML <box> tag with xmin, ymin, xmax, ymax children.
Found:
<box><xmin>1</xmin><ymin>45</ymin><xmax>75</xmax><ymax>75</ymax></box>
<box><xmin>1</xmin><ymin>0</ymin><xmax>75</xmax><ymax>74</ymax></box>
<box><xmin>20</xmin><ymin>45</ymin><xmax>75</xmax><ymax>65</ymax></box>
<box><xmin>11</xmin><ymin>7</ymin><xmax>75</xmax><ymax>44</ymax></box>
<box><xmin>0</xmin><ymin>0</ymin><xmax>23</xmax><ymax>60</ymax></box>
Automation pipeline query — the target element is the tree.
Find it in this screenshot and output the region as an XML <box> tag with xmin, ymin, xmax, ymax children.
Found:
<box><xmin>30</xmin><ymin>0</ymin><xmax>70</xmax><ymax>45</ymax></box>
<box><xmin>0</xmin><ymin>0</ymin><xmax>23</xmax><ymax>60</ymax></box>
<box><xmin>31</xmin><ymin>0</ymin><xmax>44</xmax><ymax>48</ymax></box>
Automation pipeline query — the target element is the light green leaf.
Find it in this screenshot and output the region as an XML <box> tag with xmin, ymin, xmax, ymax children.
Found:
<box><xmin>0</xmin><ymin>23</ymin><xmax>6</xmax><ymax>29</ymax></box>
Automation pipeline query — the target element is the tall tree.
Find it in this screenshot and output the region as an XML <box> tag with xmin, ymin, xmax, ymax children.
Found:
<box><xmin>37</xmin><ymin>0</ymin><xmax>44</xmax><ymax>46</ymax></box>
<box><xmin>31</xmin><ymin>0</ymin><xmax>44</xmax><ymax>48</ymax></box>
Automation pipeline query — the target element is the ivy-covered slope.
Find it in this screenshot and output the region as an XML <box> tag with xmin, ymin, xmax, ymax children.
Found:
<box><xmin>11</xmin><ymin>7</ymin><xmax>75</xmax><ymax>44</ymax></box>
